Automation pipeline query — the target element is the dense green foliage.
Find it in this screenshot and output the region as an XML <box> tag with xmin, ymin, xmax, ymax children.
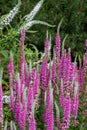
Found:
<box><xmin>0</xmin><ymin>0</ymin><xmax>87</xmax><ymax>56</ymax></box>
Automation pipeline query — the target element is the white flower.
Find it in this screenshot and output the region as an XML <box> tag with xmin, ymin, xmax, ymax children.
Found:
<box><xmin>25</xmin><ymin>0</ymin><xmax>44</xmax><ymax>22</ymax></box>
<box><xmin>3</xmin><ymin>95</ymin><xmax>10</xmax><ymax>104</ymax></box>
<box><xmin>0</xmin><ymin>0</ymin><xmax>21</xmax><ymax>27</ymax></box>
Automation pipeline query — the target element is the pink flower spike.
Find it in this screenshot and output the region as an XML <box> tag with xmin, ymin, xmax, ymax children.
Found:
<box><xmin>45</xmin><ymin>38</ymin><xmax>49</xmax><ymax>49</ymax></box>
<box><xmin>44</xmin><ymin>85</ymin><xmax>54</xmax><ymax>130</ymax></box>
<box><xmin>28</xmin><ymin>93</ymin><xmax>38</xmax><ymax>130</ymax></box>
<box><xmin>8</xmin><ymin>51</ymin><xmax>14</xmax><ymax>78</ymax></box>
<box><xmin>8</xmin><ymin>51</ymin><xmax>14</xmax><ymax>90</ymax></box>
<box><xmin>55</xmin><ymin>102</ymin><xmax>61</xmax><ymax>130</ymax></box>
<box><xmin>29</xmin><ymin>115</ymin><xmax>36</xmax><ymax>130</ymax></box>
<box><xmin>62</xmin><ymin>95</ymin><xmax>71</xmax><ymax>130</ymax></box>
<box><xmin>20</xmin><ymin>28</ymin><xmax>25</xmax><ymax>43</ymax></box>
<box><xmin>18</xmin><ymin>28</ymin><xmax>26</xmax><ymax>87</ymax></box>
<box><xmin>44</xmin><ymin>38</ymin><xmax>50</xmax><ymax>58</ymax></box>
<box><xmin>19</xmin><ymin>103</ymin><xmax>26</xmax><ymax>130</ymax></box>
<box><xmin>8</xmin><ymin>51</ymin><xmax>15</xmax><ymax>111</ymax></box>
<box><xmin>40</xmin><ymin>57</ymin><xmax>48</xmax><ymax>90</ymax></box>
<box><xmin>14</xmin><ymin>101</ymin><xmax>20</xmax><ymax>121</ymax></box>
<box><xmin>33</xmin><ymin>72</ymin><xmax>39</xmax><ymax>99</ymax></box>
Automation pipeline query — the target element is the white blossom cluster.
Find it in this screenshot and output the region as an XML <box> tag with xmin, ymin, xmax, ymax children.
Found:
<box><xmin>0</xmin><ymin>0</ymin><xmax>53</xmax><ymax>32</ymax></box>
<box><xmin>25</xmin><ymin>0</ymin><xmax>44</xmax><ymax>22</ymax></box>
<box><xmin>3</xmin><ymin>95</ymin><xmax>10</xmax><ymax>104</ymax></box>
<box><xmin>20</xmin><ymin>0</ymin><xmax>54</xmax><ymax>31</ymax></box>
<box><xmin>0</xmin><ymin>0</ymin><xmax>21</xmax><ymax>28</ymax></box>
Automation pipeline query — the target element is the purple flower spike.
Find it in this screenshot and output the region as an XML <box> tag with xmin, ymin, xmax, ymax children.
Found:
<box><xmin>28</xmin><ymin>87</ymin><xmax>34</xmax><ymax>112</ymax></box>
<box><xmin>18</xmin><ymin>29</ymin><xmax>26</xmax><ymax>88</ymax></box>
<box><xmin>20</xmin><ymin>28</ymin><xmax>25</xmax><ymax>43</ymax></box>
<box><xmin>8</xmin><ymin>51</ymin><xmax>14</xmax><ymax>78</ymax></box>
<box><xmin>28</xmin><ymin>115</ymin><xmax>36</xmax><ymax>130</ymax></box>
<box><xmin>8</xmin><ymin>51</ymin><xmax>14</xmax><ymax>90</ymax></box>
<box><xmin>14</xmin><ymin>101</ymin><xmax>20</xmax><ymax>121</ymax></box>
<box><xmin>62</xmin><ymin>95</ymin><xmax>71</xmax><ymax>130</ymax></box>
<box><xmin>19</xmin><ymin>103</ymin><xmax>26</xmax><ymax>130</ymax></box>
<box><xmin>8</xmin><ymin>51</ymin><xmax>15</xmax><ymax>111</ymax></box>
<box><xmin>40</xmin><ymin>57</ymin><xmax>48</xmax><ymax>90</ymax></box>
<box><xmin>33</xmin><ymin>72</ymin><xmax>39</xmax><ymax>99</ymax></box>
<box><xmin>45</xmin><ymin>38</ymin><xmax>49</xmax><ymax>49</ymax></box>
<box><xmin>44</xmin><ymin>86</ymin><xmax>54</xmax><ymax>130</ymax></box>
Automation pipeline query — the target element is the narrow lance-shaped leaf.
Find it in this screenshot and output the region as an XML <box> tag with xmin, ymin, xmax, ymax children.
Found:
<box><xmin>21</xmin><ymin>20</ymin><xmax>55</xmax><ymax>31</ymax></box>
<box><xmin>60</xmin><ymin>78</ymin><xmax>64</xmax><ymax>107</ymax></box>
<box><xmin>55</xmin><ymin>102</ymin><xmax>61</xmax><ymax>130</ymax></box>
<box><xmin>57</xmin><ymin>18</ymin><xmax>63</xmax><ymax>35</ymax></box>
<box><xmin>4</xmin><ymin>121</ymin><xmax>8</xmax><ymax>130</ymax></box>
<box><xmin>62</xmin><ymin>35</ymin><xmax>68</xmax><ymax>52</ymax></box>
<box><xmin>13</xmin><ymin>122</ymin><xmax>17</xmax><ymax>130</ymax></box>
<box><xmin>10</xmin><ymin>121</ymin><xmax>14</xmax><ymax>130</ymax></box>
<box><xmin>72</xmin><ymin>79</ymin><xmax>79</xmax><ymax>119</ymax></box>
